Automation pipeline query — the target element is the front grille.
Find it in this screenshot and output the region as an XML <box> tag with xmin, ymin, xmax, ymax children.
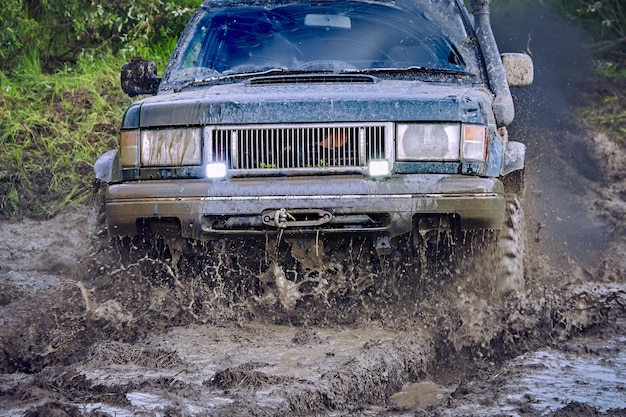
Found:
<box><xmin>208</xmin><ymin>123</ymin><xmax>389</xmax><ymax>172</ymax></box>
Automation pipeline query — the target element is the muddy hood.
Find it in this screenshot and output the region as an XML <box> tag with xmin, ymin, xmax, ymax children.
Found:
<box><xmin>127</xmin><ymin>79</ymin><xmax>494</xmax><ymax>128</ymax></box>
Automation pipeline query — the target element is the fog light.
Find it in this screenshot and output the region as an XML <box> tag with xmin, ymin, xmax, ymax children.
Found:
<box><xmin>206</xmin><ymin>162</ymin><xmax>227</xmax><ymax>179</ymax></box>
<box><xmin>368</xmin><ymin>160</ymin><xmax>390</xmax><ymax>177</ymax></box>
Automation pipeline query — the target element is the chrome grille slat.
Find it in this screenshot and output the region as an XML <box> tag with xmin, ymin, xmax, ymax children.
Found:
<box><xmin>210</xmin><ymin>123</ymin><xmax>388</xmax><ymax>171</ymax></box>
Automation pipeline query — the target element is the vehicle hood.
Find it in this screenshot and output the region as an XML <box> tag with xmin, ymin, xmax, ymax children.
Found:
<box><xmin>126</xmin><ymin>79</ymin><xmax>495</xmax><ymax>128</ymax></box>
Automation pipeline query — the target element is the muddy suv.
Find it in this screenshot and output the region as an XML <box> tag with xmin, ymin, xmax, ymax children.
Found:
<box><xmin>95</xmin><ymin>0</ymin><xmax>533</xmax><ymax>293</ymax></box>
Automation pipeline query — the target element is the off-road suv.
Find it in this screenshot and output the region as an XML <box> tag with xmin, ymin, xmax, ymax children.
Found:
<box><xmin>95</xmin><ymin>0</ymin><xmax>533</xmax><ymax>294</ymax></box>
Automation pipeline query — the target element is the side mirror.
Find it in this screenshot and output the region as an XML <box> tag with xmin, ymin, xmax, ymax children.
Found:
<box><xmin>501</xmin><ymin>53</ymin><xmax>534</xmax><ymax>87</ymax></box>
<box><xmin>121</xmin><ymin>57</ymin><xmax>161</xmax><ymax>97</ymax></box>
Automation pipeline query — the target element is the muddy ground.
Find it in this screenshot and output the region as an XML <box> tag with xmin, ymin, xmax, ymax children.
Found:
<box><xmin>1</xmin><ymin>123</ymin><xmax>625</xmax><ymax>417</ymax></box>
<box><xmin>1</xmin><ymin>15</ymin><xmax>626</xmax><ymax>417</ymax></box>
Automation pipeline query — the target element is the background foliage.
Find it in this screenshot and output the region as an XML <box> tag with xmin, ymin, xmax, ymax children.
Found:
<box><xmin>0</xmin><ymin>0</ymin><xmax>199</xmax><ymax>72</ymax></box>
<box><xmin>551</xmin><ymin>0</ymin><xmax>625</xmax><ymax>62</ymax></box>
<box><xmin>0</xmin><ymin>0</ymin><xmax>624</xmax><ymax>219</ymax></box>
<box><xmin>0</xmin><ymin>0</ymin><xmax>200</xmax><ymax>218</ymax></box>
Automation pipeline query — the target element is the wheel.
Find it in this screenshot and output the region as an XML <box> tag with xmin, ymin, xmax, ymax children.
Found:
<box><xmin>494</xmin><ymin>169</ymin><xmax>526</xmax><ymax>294</ymax></box>
<box><xmin>494</xmin><ymin>194</ymin><xmax>525</xmax><ymax>294</ymax></box>
<box><xmin>448</xmin><ymin>170</ymin><xmax>525</xmax><ymax>296</ymax></box>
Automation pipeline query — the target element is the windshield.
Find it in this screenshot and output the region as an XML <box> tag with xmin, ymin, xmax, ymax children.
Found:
<box><xmin>162</xmin><ymin>0</ymin><xmax>480</xmax><ymax>90</ymax></box>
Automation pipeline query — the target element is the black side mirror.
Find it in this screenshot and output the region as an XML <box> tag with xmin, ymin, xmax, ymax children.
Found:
<box><xmin>121</xmin><ymin>57</ymin><xmax>161</xmax><ymax>97</ymax></box>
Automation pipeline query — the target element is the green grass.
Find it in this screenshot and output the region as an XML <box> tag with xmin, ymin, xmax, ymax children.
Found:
<box><xmin>580</xmin><ymin>62</ymin><xmax>626</xmax><ymax>144</ymax></box>
<box><xmin>0</xmin><ymin>41</ymin><xmax>181</xmax><ymax>220</ymax></box>
<box><xmin>0</xmin><ymin>53</ymin><xmax>132</xmax><ymax>219</ymax></box>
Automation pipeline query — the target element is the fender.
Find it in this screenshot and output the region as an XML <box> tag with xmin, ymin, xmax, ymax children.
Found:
<box><xmin>94</xmin><ymin>149</ymin><xmax>122</xmax><ymax>184</ymax></box>
<box><xmin>501</xmin><ymin>141</ymin><xmax>526</xmax><ymax>176</ymax></box>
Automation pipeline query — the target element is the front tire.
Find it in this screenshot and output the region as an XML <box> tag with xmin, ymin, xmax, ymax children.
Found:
<box><xmin>495</xmin><ymin>194</ymin><xmax>525</xmax><ymax>294</ymax></box>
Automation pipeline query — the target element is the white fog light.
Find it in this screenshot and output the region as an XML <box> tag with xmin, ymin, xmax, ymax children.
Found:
<box><xmin>206</xmin><ymin>162</ymin><xmax>227</xmax><ymax>179</ymax></box>
<box><xmin>368</xmin><ymin>160</ymin><xmax>390</xmax><ymax>177</ymax></box>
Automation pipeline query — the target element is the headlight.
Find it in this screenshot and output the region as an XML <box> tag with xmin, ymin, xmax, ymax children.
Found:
<box><xmin>462</xmin><ymin>125</ymin><xmax>487</xmax><ymax>161</ymax></box>
<box><xmin>140</xmin><ymin>128</ymin><xmax>202</xmax><ymax>167</ymax></box>
<box><xmin>396</xmin><ymin>123</ymin><xmax>488</xmax><ymax>163</ymax></box>
<box><xmin>397</xmin><ymin>123</ymin><xmax>461</xmax><ymax>161</ymax></box>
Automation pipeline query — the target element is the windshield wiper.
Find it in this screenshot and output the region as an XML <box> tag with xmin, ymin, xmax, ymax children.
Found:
<box><xmin>174</xmin><ymin>68</ymin><xmax>292</xmax><ymax>91</ymax></box>
<box><xmin>341</xmin><ymin>66</ymin><xmax>474</xmax><ymax>77</ymax></box>
<box><xmin>174</xmin><ymin>67</ymin><xmax>343</xmax><ymax>91</ymax></box>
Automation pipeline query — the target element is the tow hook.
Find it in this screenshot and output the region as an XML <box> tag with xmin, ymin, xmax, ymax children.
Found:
<box><xmin>274</xmin><ymin>208</ymin><xmax>294</xmax><ymax>229</ymax></box>
<box><xmin>261</xmin><ymin>208</ymin><xmax>333</xmax><ymax>229</ymax></box>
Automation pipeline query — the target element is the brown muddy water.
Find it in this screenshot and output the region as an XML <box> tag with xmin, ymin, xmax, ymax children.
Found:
<box><xmin>0</xmin><ymin>127</ymin><xmax>624</xmax><ymax>416</ymax></box>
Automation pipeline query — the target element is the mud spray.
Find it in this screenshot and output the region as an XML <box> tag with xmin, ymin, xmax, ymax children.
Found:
<box><xmin>1</xmin><ymin>4</ymin><xmax>625</xmax><ymax>417</ymax></box>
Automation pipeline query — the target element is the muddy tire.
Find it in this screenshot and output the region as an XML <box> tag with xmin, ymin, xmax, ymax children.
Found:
<box><xmin>494</xmin><ymin>194</ymin><xmax>525</xmax><ymax>294</ymax></box>
<box><xmin>495</xmin><ymin>170</ymin><xmax>526</xmax><ymax>294</ymax></box>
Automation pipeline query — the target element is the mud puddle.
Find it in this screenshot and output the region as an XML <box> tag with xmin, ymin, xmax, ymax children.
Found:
<box><xmin>416</xmin><ymin>322</ymin><xmax>626</xmax><ymax>417</ymax></box>
<box><xmin>66</xmin><ymin>324</ymin><xmax>429</xmax><ymax>416</ymax></box>
<box><xmin>1</xmin><ymin>121</ymin><xmax>625</xmax><ymax>416</ymax></box>
<box><xmin>500</xmin><ymin>334</ymin><xmax>625</xmax><ymax>413</ymax></box>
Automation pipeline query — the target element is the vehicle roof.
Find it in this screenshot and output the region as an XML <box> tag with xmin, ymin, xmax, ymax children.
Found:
<box><xmin>200</xmin><ymin>0</ymin><xmax>462</xmax><ymax>9</ymax></box>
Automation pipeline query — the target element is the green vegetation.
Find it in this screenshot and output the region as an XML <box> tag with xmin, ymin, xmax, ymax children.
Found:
<box><xmin>0</xmin><ymin>0</ymin><xmax>198</xmax><ymax>72</ymax></box>
<box><xmin>0</xmin><ymin>0</ymin><xmax>198</xmax><ymax>219</ymax></box>
<box><xmin>581</xmin><ymin>62</ymin><xmax>626</xmax><ymax>143</ymax></box>
<box><xmin>1</xmin><ymin>0</ymin><xmax>624</xmax><ymax>219</ymax></box>
<box><xmin>554</xmin><ymin>0</ymin><xmax>625</xmax><ymax>63</ymax></box>
<box><xmin>260</xmin><ymin>163</ymin><xmax>278</xmax><ymax>169</ymax></box>
<box><xmin>0</xmin><ymin>54</ymin><xmax>130</xmax><ymax>219</ymax></box>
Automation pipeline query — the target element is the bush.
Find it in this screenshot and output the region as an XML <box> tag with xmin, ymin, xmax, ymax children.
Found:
<box><xmin>559</xmin><ymin>0</ymin><xmax>626</xmax><ymax>62</ymax></box>
<box><xmin>0</xmin><ymin>0</ymin><xmax>199</xmax><ymax>72</ymax></box>
<box><xmin>0</xmin><ymin>54</ymin><xmax>132</xmax><ymax>219</ymax></box>
<box><xmin>485</xmin><ymin>0</ymin><xmax>625</xmax><ymax>63</ymax></box>
<box><xmin>0</xmin><ymin>0</ymin><xmax>39</xmax><ymax>69</ymax></box>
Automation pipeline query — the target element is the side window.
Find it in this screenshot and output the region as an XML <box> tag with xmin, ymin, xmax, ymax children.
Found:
<box><xmin>179</xmin><ymin>23</ymin><xmax>208</xmax><ymax>69</ymax></box>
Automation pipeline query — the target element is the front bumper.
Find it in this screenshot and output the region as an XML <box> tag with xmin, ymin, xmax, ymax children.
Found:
<box><xmin>105</xmin><ymin>174</ymin><xmax>505</xmax><ymax>239</ymax></box>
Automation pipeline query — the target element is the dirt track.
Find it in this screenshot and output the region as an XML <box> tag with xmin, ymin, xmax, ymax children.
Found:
<box><xmin>0</xmin><ymin>120</ymin><xmax>624</xmax><ymax>416</ymax></box>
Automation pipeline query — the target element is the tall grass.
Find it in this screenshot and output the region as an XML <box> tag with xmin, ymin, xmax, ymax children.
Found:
<box><xmin>1</xmin><ymin>53</ymin><xmax>135</xmax><ymax>219</ymax></box>
<box><xmin>581</xmin><ymin>63</ymin><xmax>626</xmax><ymax>143</ymax></box>
<box><xmin>0</xmin><ymin>39</ymin><xmax>180</xmax><ymax>220</ymax></box>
